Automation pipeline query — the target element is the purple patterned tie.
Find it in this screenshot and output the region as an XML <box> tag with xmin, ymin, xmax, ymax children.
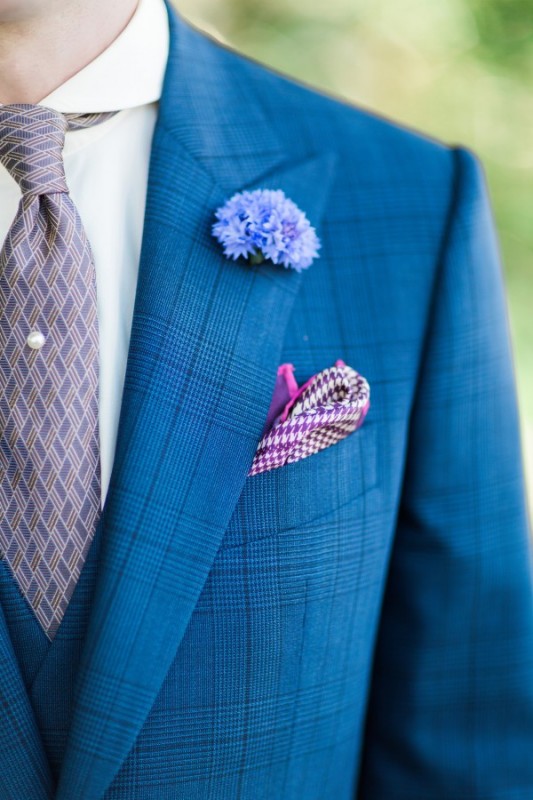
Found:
<box><xmin>0</xmin><ymin>104</ymin><xmax>116</xmax><ymax>640</ymax></box>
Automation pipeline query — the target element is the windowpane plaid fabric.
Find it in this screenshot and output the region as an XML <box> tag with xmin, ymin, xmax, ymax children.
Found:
<box><xmin>0</xmin><ymin>104</ymin><xmax>115</xmax><ymax>640</ymax></box>
<box><xmin>0</xmin><ymin>8</ymin><xmax>532</xmax><ymax>798</ymax></box>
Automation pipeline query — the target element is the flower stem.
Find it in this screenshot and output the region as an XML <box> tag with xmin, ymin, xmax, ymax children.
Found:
<box><xmin>248</xmin><ymin>250</ymin><xmax>265</xmax><ymax>265</ymax></box>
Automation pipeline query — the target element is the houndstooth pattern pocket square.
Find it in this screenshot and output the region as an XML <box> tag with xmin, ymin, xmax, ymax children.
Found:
<box><xmin>249</xmin><ymin>360</ymin><xmax>370</xmax><ymax>476</ymax></box>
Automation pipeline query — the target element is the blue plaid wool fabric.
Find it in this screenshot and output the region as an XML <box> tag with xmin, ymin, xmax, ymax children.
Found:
<box><xmin>0</xmin><ymin>1</ymin><xmax>532</xmax><ymax>798</ymax></box>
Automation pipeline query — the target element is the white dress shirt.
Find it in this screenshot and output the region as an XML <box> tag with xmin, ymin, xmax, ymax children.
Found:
<box><xmin>0</xmin><ymin>0</ymin><xmax>170</xmax><ymax>507</ymax></box>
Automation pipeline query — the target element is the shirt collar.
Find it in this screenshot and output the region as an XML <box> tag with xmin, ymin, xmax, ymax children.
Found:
<box><xmin>39</xmin><ymin>0</ymin><xmax>170</xmax><ymax>113</ymax></box>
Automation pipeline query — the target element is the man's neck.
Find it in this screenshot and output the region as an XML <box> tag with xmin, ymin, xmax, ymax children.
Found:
<box><xmin>0</xmin><ymin>0</ymin><xmax>139</xmax><ymax>105</ymax></box>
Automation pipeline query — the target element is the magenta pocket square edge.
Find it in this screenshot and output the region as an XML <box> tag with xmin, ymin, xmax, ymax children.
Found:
<box><xmin>249</xmin><ymin>361</ymin><xmax>370</xmax><ymax>476</ymax></box>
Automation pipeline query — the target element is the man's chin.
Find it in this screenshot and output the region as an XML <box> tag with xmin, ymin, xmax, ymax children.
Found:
<box><xmin>0</xmin><ymin>0</ymin><xmax>45</xmax><ymax>23</ymax></box>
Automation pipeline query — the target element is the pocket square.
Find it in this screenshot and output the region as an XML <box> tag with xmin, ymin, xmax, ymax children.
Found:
<box><xmin>249</xmin><ymin>360</ymin><xmax>370</xmax><ymax>476</ymax></box>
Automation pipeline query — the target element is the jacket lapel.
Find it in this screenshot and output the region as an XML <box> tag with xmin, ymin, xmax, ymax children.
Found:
<box><xmin>56</xmin><ymin>6</ymin><xmax>337</xmax><ymax>800</ymax></box>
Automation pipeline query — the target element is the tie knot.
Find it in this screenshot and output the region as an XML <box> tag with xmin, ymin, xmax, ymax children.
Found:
<box><xmin>0</xmin><ymin>103</ymin><xmax>69</xmax><ymax>196</ymax></box>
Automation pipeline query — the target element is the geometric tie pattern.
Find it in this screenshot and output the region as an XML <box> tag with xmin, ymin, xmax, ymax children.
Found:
<box><xmin>0</xmin><ymin>103</ymin><xmax>117</xmax><ymax>640</ymax></box>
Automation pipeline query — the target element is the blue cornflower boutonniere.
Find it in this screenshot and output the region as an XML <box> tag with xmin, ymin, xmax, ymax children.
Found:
<box><xmin>212</xmin><ymin>189</ymin><xmax>321</xmax><ymax>272</ymax></box>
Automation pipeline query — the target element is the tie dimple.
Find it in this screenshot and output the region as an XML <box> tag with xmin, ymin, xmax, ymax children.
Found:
<box><xmin>0</xmin><ymin>103</ymin><xmax>116</xmax><ymax>639</ymax></box>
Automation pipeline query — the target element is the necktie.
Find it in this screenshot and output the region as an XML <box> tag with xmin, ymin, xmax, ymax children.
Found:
<box><xmin>0</xmin><ymin>103</ymin><xmax>116</xmax><ymax>640</ymax></box>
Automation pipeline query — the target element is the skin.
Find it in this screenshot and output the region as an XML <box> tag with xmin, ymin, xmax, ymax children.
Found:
<box><xmin>0</xmin><ymin>0</ymin><xmax>139</xmax><ymax>103</ymax></box>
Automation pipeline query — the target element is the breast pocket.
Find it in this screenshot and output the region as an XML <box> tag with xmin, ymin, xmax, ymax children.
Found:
<box><xmin>221</xmin><ymin>420</ymin><xmax>379</xmax><ymax>549</ymax></box>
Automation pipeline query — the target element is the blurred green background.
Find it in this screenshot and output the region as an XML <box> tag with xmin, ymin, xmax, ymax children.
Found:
<box><xmin>175</xmin><ymin>0</ymin><xmax>533</xmax><ymax>510</ymax></box>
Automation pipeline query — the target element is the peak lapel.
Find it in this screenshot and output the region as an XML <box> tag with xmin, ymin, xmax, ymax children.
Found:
<box><xmin>56</xmin><ymin>7</ymin><xmax>337</xmax><ymax>800</ymax></box>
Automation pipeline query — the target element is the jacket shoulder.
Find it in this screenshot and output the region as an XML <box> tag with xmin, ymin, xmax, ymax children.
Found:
<box><xmin>192</xmin><ymin>22</ymin><xmax>455</xmax><ymax>191</ymax></box>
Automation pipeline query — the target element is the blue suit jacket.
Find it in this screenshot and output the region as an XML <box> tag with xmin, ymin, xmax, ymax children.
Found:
<box><xmin>1</xmin><ymin>2</ymin><xmax>532</xmax><ymax>798</ymax></box>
